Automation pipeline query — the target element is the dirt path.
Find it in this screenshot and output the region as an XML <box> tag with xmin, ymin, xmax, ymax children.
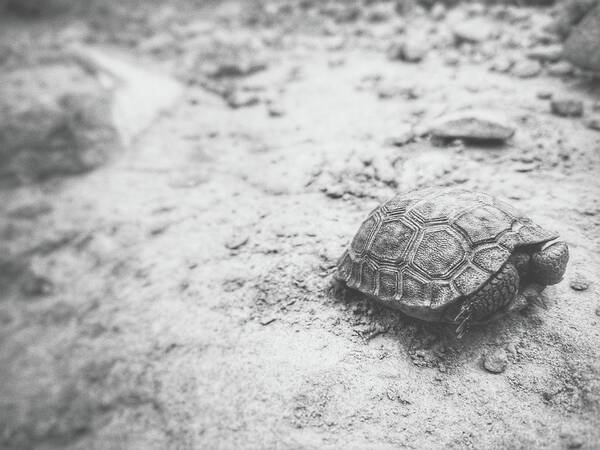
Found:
<box><xmin>1</xmin><ymin>1</ymin><xmax>600</xmax><ymax>449</ymax></box>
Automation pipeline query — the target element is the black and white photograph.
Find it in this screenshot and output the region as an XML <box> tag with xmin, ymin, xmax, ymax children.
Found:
<box><xmin>1</xmin><ymin>0</ymin><xmax>599</xmax><ymax>448</ymax></box>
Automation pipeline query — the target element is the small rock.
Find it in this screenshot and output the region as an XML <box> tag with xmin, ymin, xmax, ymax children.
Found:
<box><xmin>513</xmin><ymin>161</ymin><xmax>537</xmax><ymax>173</ymax></box>
<box><xmin>429</xmin><ymin>109</ymin><xmax>515</xmax><ymax>143</ymax></box>
<box><xmin>8</xmin><ymin>202</ymin><xmax>53</xmax><ymax>219</ymax></box>
<box><xmin>511</xmin><ymin>59</ymin><xmax>542</xmax><ymax>78</ymax></box>
<box><xmin>223</xmin><ymin>277</ymin><xmax>245</xmax><ymax>292</ymax></box>
<box><xmin>560</xmin><ymin>432</ymin><xmax>584</xmax><ymax>449</ymax></box>
<box><xmin>465</xmin><ymin>2</ymin><xmax>485</xmax><ymax>16</ymax></box>
<box><xmin>139</xmin><ymin>32</ymin><xmax>175</xmax><ymax>54</ymax></box>
<box><xmin>225</xmin><ymin>234</ymin><xmax>249</xmax><ymax>250</ymax></box>
<box><xmin>323</xmin><ymin>184</ymin><xmax>344</xmax><ymax>199</ymax></box>
<box><xmin>365</xmin><ymin>3</ymin><xmax>392</xmax><ymax>23</ymax></box>
<box><xmin>499</xmin><ymin>6</ymin><xmax>532</xmax><ymax>23</ymax></box>
<box><xmin>388</xmin><ymin>36</ymin><xmax>429</xmax><ymax>63</ymax></box>
<box><xmin>401</xmin><ymin>39</ymin><xmax>429</xmax><ymax>63</ymax></box>
<box><xmin>595</xmin><ymin>306</ymin><xmax>600</xmax><ymax>317</ymax></box>
<box><xmin>530</xmin><ymin>31</ymin><xmax>560</xmax><ymax>46</ymax></box>
<box><xmin>444</xmin><ymin>51</ymin><xmax>461</xmax><ymax>66</ymax></box>
<box><xmin>536</xmin><ymin>91</ymin><xmax>553</xmax><ymax>100</ymax></box>
<box><xmin>225</xmin><ymin>91</ymin><xmax>260</xmax><ymax>109</ymax></box>
<box><xmin>570</xmin><ymin>274</ymin><xmax>589</xmax><ymax>291</ymax></box>
<box><xmin>378</xmin><ymin>85</ymin><xmax>420</xmax><ymax>100</ymax></box>
<box><xmin>267</xmin><ymin>102</ymin><xmax>285</xmax><ymax>117</ymax></box>
<box><xmin>326</xmin><ymin>4</ymin><xmax>360</xmax><ymax>23</ymax></box>
<box><xmin>385</xmin><ymin>129</ymin><xmax>415</xmax><ymax>147</ymax></box>
<box><xmin>526</xmin><ymin>44</ymin><xmax>563</xmax><ymax>63</ymax></box>
<box><xmin>0</xmin><ymin>309</ymin><xmax>14</xmax><ymax>327</ymax></box>
<box><xmin>431</xmin><ymin>3</ymin><xmax>446</xmax><ymax>21</ymax></box>
<box><xmin>583</xmin><ymin>115</ymin><xmax>600</xmax><ymax>131</ymax></box>
<box><xmin>547</xmin><ymin>61</ymin><xmax>573</xmax><ymax>76</ymax></box>
<box><xmin>505</xmin><ymin>343</ymin><xmax>518</xmax><ymax>358</ymax></box>
<box><xmin>20</xmin><ymin>272</ymin><xmax>54</xmax><ymax>297</ymax></box>
<box><xmin>489</xmin><ymin>56</ymin><xmax>513</xmax><ymax>73</ymax></box>
<box><xmin>452</xmin><ymin>19</ymin><xmax>495</xmax><ymax>44</ymax></box>
<box><xmin>149</xmin><ymin>223</ymin><xmax>169</xmax><ymax>235</ymax></box>
<box><xmin>551</xmin><ymin>99</ymin><xmax>584</xmax><ymax>117</ymax></box>
<box><xmin>483</xmin><ymin>348</ymin><xmax>508</xmax><ymax>374</ymax></box>
<box><xmin>40</xmin><ymin>300</ymin><xmax>75</xmax><ymax>325</ymax></box>
<box><xmin>206</xmin><ymin>58</ymin><xmax>267</xmax><ymax>79</ymax></box>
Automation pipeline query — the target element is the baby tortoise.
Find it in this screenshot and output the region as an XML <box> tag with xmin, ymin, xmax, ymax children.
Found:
<box><xmin>334</xmin><ymin>188</ymin><xmax>569</xmax><ymax>337</ymax></box>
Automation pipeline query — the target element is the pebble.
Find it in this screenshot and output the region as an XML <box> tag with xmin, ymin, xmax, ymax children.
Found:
<box><xmin>547</xmin><ymin>61</ymin><xmax>573</xmax><ymax>76</ymax></box>
<box><xmin>430</xmin><ymin>3</ymin><xmax>446</xmax><ymax>21</ymax></box>
<box><xmin>505</xmin><ymin>343</ymin><xmax>518</xmax><ymax>358</ymax></box>
<box><xmin>536</xmin><ymin>91</ymin><xmax>553</xmax><ymax>100</ymax></box>
<box><xmin>225</xmin><ymin>234</ymin><xmax>249</xmax><ymax>250</ymax></box>
<box><xmin>206</xmin><ymin>59</ymin><xmax>267</xmax><ymax>79</ymax></box>
<box><xmin>501</xmin><ymin>7</ymin><xmax>533</xmax><ymax>23</ymax></box>
<box><xmin>225</xmin><ymin>91</ymin><xmax>260</xmax><ymax>109</ymax></box>
<box><xmin>452</xmin><ymin>19</ymin><xmax>495</xmax><ymax>44</ymax></box>
<box><xmin>511</xmin><ymin>59</ymin><xmax>542</xmax><ymax>78</ymax></box>
<box><xmin>583</xmin><ymin>115</ymin><xmax>600</xmax><ymax>131</ymax></box>
<box><xmin>444</xmin><ymin>51</ymin><xmax>461</xmax><ymax>66</ymax></box>
<box><xmin>378</xmin><ymin>85</ymin><xmax>419</xmax><ymax>100</ymax></box>
<box><xmin>20</xmin><ymin>272</ymin><xmax>54</xmax><ymax>297</ymax></box>
<box><xmin>267</xmin><ymin>102</ymin><xmax>285</xmax><ymax>117</ymax></box>
<box><xmin>0</xmin><ymin>309</ymin><xmax>14</xmax><ymax>327</ymax></box>
<box><xmin>465</xmin><ymin>2</ymin><xmax>485</xmax><ymax>16</ymax></box>
<box><xmin>139</xmin><ymin>32</ymin><xmax>175</xmax><ymax>54</ymax></box>
<box><xmin>526</xmin><ymin>44</ymin><xmax>563</xmax><ymax>63</ymax></box>
<box><xmin>385</xmin><ymin>129</ymin><xmax>415</xmax><ymax>147</ymax></box>
<box><xmin>429</xmin><ymin>109</ymin><xmax>515</xmax><ymax>142</ymax></box>
<box><xmin>570</xmin><ymin>273</ymin><xmax>589</xmax><ymax>291</ymax></box>
<box><xmin>489</xmin><ymin>57</ymin><xmax>513</xmax><ymax>73</ymax></box>
<box><xmin>323</xmin><ymin>184</ymin><xmax>344</xmax><ymax>199</ymax></box>
<box><xmin>387</xmin><ymin>42</ymin><xmax>404</xmax><ymax>61</ymax></box>
<box><xmin>8</xmin><ymin>202</ymin><xmax>53</xmax><ymax>219</ymax></box>
<box><xmin>560</xmin><ymin>432</ymin><xmax>584</xmax><ymax>449</ymax></box>
<box><xmin>483</xmin><ymin>348</ymin><xmax>508</xmax><ymax>374</ymax></box>
<box><xmin>596</xmin><ymin>306</ymin><xmax>600</xmax><ymax>317</ymax></box>
<box><xmin>365</xmin><ymin>3</ymin><xmax>392</xmax><ymax>23</ymax></box>
<box><xmin>399</xmin><ymin>39</ymin><xmax>429</xmax><ymax>63</ymax></box>
<box><xmin>513</xmin><ymin>161</ymin><xmax>537</xmax><ymax>173</ymax></box>
<box><xmin>551</xmin><ymin>99</ymin><xmax>584</xmax><ymax>117</ymax></box>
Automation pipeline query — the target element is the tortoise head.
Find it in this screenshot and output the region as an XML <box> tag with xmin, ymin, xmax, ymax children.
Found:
<box><xmin>529</xmin><ymin>240</ymin><xmax>569</xmax><ymax>286</ymax></box>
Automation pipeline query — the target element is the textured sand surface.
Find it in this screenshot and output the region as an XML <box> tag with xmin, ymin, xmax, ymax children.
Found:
<box><xmin>1</xmin><ymin>1</ymin><xmax>599</xmax><ymax>449</ymax></box>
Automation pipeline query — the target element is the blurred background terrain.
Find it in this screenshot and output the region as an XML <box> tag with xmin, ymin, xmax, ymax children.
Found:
<box><xmin>1</xmin><ymin>1</ymin><xmax>599</xmax><ymax>449</ymax></box>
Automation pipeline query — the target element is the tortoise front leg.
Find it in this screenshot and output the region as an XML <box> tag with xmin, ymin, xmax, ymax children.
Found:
<box><xmin>455</xmin><ymin>262</ymin><xmax>519</xmax><ymax>338</ymax></box>
<box><xmin>507</xmin><ymin>282</ymin><xmax>547</xmax><ymax>312</ymax></box>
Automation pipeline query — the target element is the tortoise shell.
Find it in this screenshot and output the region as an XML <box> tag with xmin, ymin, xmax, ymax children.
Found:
<box><xmin>335</xmin><ymin>188</ymin><xmax>558</xmax><ymax>321</ymax></box>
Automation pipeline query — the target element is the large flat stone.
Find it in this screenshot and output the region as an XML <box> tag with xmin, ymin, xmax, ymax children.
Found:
<box><xmin>429</xmin><ymin>109</ymin><xmax>515</xmax><ymax>142</ymax></box>
<box><xmin>564</xmin><ymin>3</ymin><xmax>600</xmax><ymax>72</ymax></box>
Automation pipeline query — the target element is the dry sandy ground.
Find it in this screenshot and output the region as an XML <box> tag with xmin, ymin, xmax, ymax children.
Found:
<box><xmin>1</xmin><ymin>1</ymin><xmax>600</xmax><ymax>449</ymax></box>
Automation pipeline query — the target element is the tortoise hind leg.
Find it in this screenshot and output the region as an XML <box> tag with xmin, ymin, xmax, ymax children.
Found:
<box><xmin>455</xmin><ymin>262</ymin><xmax>519</xmax><ymax>338</ymax></box>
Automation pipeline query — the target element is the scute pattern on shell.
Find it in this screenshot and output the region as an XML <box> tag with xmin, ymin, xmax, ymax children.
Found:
<box><xmin>336</xmin><ymin>188</ymin><xmax>558</xmax><ymax>321</ymax></box>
